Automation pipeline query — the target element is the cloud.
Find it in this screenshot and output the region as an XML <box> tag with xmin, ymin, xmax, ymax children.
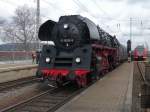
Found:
<box><xmin>127</xmin><ymin>0</ymin><xmax>150</xmax><ymax>4</ymax></box>
<box><xmin>0</xmin><ymin>0</ymin><xmax>150</xmax><ymax>49</ymax></box>
<box><xmin>127</xmin><ymin>0</ymin><xmax>150</xmax><ymax>9</ymax></box>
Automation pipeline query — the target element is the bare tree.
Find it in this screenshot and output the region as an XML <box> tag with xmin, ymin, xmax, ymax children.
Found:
<box><xmin>0</xmin><ymin>17</ymin><xmax>6</xmax><ymax>43</ymax></box>
<box><xmin>3</xmin><ymin>5</ymin><xmax>36</xmax><ymax>51</ymax></box>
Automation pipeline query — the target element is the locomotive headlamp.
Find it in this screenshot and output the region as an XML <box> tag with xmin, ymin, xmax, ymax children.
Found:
<box><xmin>46</xmin><ymin>57</ymin><xmax>51</xmax><ymax>63</ymax></box>
<box><xmin>75</xmin><ymin>57</ymin><xmax>81</xmax><ymax>63</ymax></box>
<box><xmin>97</xmin><ymin>56</ymin><xmax>102</xmax><ymax>61</ymax></box>
<box><xmin>64</xmin><ymin>24</ymin><xmax>69</xmax><ymax>29</ymax></box>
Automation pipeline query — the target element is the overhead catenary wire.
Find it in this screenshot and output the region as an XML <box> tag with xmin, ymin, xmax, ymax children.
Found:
<box><xmin>0</xmin><ymin>0</ymin><xmax>17</xmax><ymax>6</ymax></box>
<box><xmin>91</xmin><ymin>0</ymin><xmax>116</xmax><ymax>20</ymax></box>
<box><xmin>71</xmin><ymin>0</ymin><xmax>135</xmax><ymax>35</ymax></box>
<box><xmin>72</xmin><ymin>0</ymin><xmax>115</xmax><ymax>33</ymax></box>
<box><xmin>72</xmin><ymin>0</ymin><xmax>100</xmax><ymax>19</ymax></box>
<box><xmin>43</xmin><ymin>0</ymin><xmax>66</xmax><ymax>14</ymax></box>
<box><xmin>2</xmin><ymin>0</ymin><xmax>150</xmax><ymax>41</ymax></box>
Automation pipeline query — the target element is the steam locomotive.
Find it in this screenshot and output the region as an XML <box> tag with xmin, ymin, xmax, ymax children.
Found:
<box><xmin>36</xmin><ymin>15</ymin><xmax>127</xmax><ymax>87</ymax></box>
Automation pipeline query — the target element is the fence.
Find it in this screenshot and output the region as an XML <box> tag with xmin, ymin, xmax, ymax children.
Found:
<box><xmin>0</xmin><ymin>51</ymin><xmax>33</xmax><ymax>62</ymax></box>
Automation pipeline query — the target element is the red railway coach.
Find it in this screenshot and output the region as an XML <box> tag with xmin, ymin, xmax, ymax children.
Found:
<box><xmin>134</xmin><ymin>45</ymin><xmax>148</xmax><ymax>61</ymax></box>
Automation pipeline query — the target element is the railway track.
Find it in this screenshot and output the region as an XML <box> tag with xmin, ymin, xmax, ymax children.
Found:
<box><xmin>0</xmin><ymin>85</ymin><xmax>85</xmax><ymax>112</ymax></box>
<box><xmin>0</xmin><ymin>76</ymin><xmax>38</xmax><ymax>91</ymax></box>
<box><xmin>135</xmin><ymin>61</ymin><xmax>149</xmax><ymax>112</ymax></box>
<box><xmin>136</xmin><ymin>62</ymin><xmax>150</xmax><ymax>112</ymax></box>
<box><xmin>137</xmin><ymin>62</ymin><xmax>145</xmax><ymax>82</ymax></box>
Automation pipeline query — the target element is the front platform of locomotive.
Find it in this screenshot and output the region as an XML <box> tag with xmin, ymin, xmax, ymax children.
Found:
<box><xmin>36</xmin><ymin>15</ymin><xmax>94</xmax><ymax>86</ymax></box>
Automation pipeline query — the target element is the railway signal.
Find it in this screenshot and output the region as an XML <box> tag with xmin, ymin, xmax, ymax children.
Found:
<box><xmin>127</xmin><ymin>40</ymin><xmax>131</xmax><ymax>62</ymax></box>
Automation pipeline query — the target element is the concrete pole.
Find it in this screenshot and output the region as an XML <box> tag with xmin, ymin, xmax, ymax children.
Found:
<box><xmin>129</xmin><ymin>18</ymin><xmax>132</xmax><ymax>61</ymax></box>
<box><xmin>36</xmin><ymin>0</ymin><xmax>40</xmax><ymax>50</ymax></box>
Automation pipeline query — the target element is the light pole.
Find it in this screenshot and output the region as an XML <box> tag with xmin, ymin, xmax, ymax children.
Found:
<box><xmin>130</xmin><ymin>18</ymin><xmax>132</xmax><ymax>49</ymax></box>
<box><xmin>12</xmin><ymin>35</ymin><xmax>15</xmax><ymax>64</ymax></box>
<box><xmin>129</xmin><ymin>18</ymin><xmax>132</xmax><ymax>61</ymax></box>
<box><xmin>36</xmin><ymin>0</ymin><xmax>40</xmax><ymax>50</ymax></box>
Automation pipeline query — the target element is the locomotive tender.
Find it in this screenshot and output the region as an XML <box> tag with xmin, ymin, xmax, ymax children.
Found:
<box><xmin>36</xmin><ymin>15</ymin><xmax>127</xmax><ymax>87</ymax></box>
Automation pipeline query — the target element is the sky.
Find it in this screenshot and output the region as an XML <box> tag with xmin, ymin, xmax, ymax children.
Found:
<box><xmin>0</xmin><ymin>0</ymin><xmax>150</xmax><ymax>49</ymax></box>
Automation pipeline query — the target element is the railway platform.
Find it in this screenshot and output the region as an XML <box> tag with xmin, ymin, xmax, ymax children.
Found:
<box><xmin>0</xmin><ymin>62</ymin><xmax>37</xmax><ymax>83</ymax></box>
<box><xmin>0</xmin><ymin>60</ymin><xmax>33</xmax><ymax>68</ymax></box>
<box><xmin>55</xmin><ymin>62</ymin><xmax>133</xmax><ymax>112</ymax></box>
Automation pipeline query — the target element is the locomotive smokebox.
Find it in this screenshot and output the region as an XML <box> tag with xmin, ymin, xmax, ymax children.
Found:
<box><xmin>38</xmin><ymin>15</ymin><xmax>101</xmax><ymax>43</ymax></box>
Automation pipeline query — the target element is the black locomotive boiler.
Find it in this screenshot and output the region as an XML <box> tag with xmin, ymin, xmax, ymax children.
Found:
<box><xmin>36</xmin><ymin>15</ymin><xmax>127</xmax><ymax>87</ymax></box>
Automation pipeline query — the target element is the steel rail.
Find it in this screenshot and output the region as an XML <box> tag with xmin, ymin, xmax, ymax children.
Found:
<box><xmin>0</xmin><ymin>76</ymin><xmax>38</xmax><ymax>91</ymax></box>
<box><xmin>0</xmin><ymin>85</ymin><xmax>88</xmax><ymax>112</ymax></box>
<box><xmin>137</xmin><ymin>62</ymin><xmax>145</xmax><ymax>80</ymax></box>
<box><xmin>137</xmin><ymin>62</ymin><xmax>150</xmax><ymax>86</ymax></box>
<box><xmin>0</xmin><ymin>88</ymin><xmax>54</xmax><ymax>112</ymax></box>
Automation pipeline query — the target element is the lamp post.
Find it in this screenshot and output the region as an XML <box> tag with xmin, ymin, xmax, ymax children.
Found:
<box><xmin>129</xmin><ymin>18</ymin><xmax>132</xmax><ymax>61</ymax></box>
<box><xmin>36</xmin><ymin>0</ymin><xmax>40</xmax><ymax>50</ymax></box>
